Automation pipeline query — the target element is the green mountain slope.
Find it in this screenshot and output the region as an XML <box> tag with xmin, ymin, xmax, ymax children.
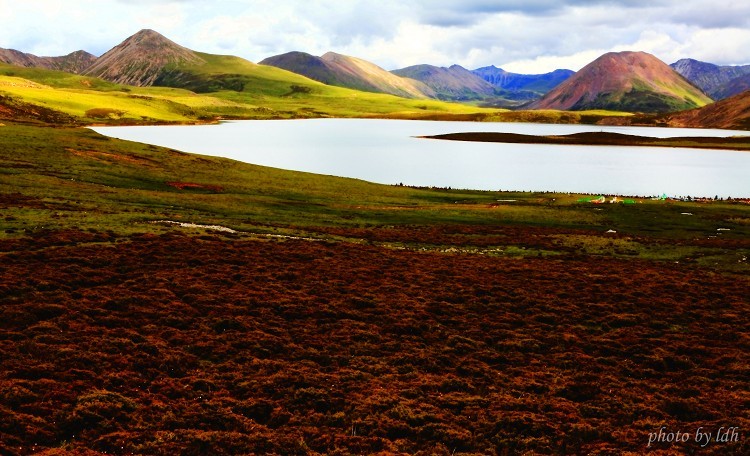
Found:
<box><xmin>67</xmin><ymin>30</ymin><xmax>498</xmax><ymax>120</ymax></box>
<box><xmin>0</xmin><ymin>60</ymin><xmax>499</xmax><ymax>125</ymax></box>
<box><xmin>259</xmin><ymin>51</ymin><xmax>342</xmax><ymax>85</ymax></box>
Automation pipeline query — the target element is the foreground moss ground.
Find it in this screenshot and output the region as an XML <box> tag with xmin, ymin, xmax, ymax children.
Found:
<box><xmin>1</xmin><ymin>232</ymin><xmax>748</xmax><ymax>455</ymax></box>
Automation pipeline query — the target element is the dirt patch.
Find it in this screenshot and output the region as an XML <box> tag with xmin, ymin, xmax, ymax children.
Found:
<box><xmin>0</xmin><ymin>193</ymin><xmax>82</xmax><ymax>211</ymax></box>
<box><xmin>166</xmin><ymin>181</ymin><xmax>224</xmax><ymax>192</ymax></box>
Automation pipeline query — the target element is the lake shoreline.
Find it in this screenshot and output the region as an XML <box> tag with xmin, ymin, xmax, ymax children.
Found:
<box><xmin>92</xmin><ymin>119</ymin><xmax>750</xmax><ymax>198</ymax></box>
<box><xmin>421</xmin><ymin>131</ymin><xmax>750</xmax><ymax>151</ymax></box>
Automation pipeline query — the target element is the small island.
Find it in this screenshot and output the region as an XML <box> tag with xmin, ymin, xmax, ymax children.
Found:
<box><xmin>422</xmin><ymin>131</ymin><xmax>750</xmax><ymax>151</ymax></box>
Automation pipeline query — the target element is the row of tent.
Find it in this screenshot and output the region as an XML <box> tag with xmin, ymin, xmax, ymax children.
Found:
<box><xmin>577</xmin><ymin>196</ymin><xmax>638</xmax><ymax>204</ymax></box>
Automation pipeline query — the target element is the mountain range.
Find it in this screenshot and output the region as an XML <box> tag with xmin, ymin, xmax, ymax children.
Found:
<box><xmin>0</xmin><ymin>48</ymin><xmax>96</xmax><ymax>74</ymax></box>
<box><xmin>69</xmin><ymin>29</ymin><xmax>334</xmax><ymax>96</ymax></box>
<box><xmin>261</xmin><ymin>54</ymin><xmax>575</xmax><ymax>106</ymax></box>
<box><xmin>472</xmin><ymin>66</ymin><xmax>575</xmax><ymax>98</ymax></box>
<box><xmin>259</xmin><ymin>51</ymin><xmax>435</xmax><ymax>99</ymax></box>
<box><xmin>390</xmin><ymin>64</ymin><xmax>495</xmax><ymax>101</ymax></box>
<box><xmin>387</xmin><ymin>65</ymin><xmax>576</xmax><ymax>107</ymax></box>
<box><xmin>2</xmin><ymin>29</ymin><xmax>750</xmax><ymax>121</ymax></box>
<box><xmin>670</xmin><ymin>58</ymin><xmax>750</xmax><ymax>100</ymax></box>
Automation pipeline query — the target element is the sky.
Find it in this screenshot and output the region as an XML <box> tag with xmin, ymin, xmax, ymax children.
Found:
<box><xmin>1</xmin><ymin>0</ymin><xmax>750</xmax><ymax>74</ymax></box>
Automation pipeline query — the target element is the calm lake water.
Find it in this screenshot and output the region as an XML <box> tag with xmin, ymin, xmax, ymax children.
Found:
<box><xmin>92</xmin><ymin>119</ymin><xmax>750</xmax><ymax>198</ymax></box>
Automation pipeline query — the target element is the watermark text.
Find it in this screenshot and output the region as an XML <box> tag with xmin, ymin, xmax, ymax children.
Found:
<box><xmin>647</xmin><ymin>426</ymin><xmax>741</xmax><ymax>448</ymax></box>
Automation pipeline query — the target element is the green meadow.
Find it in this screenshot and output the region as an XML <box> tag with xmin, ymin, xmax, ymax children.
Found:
<box><xmin>0</xmin><ymin>62</ymin><xmax>502</xmax><ymax>122</ymax></box>
<box><xmin>1</xmin><ymin>123</ymin><xmax>747</xmax><ymax>272</ymax></box>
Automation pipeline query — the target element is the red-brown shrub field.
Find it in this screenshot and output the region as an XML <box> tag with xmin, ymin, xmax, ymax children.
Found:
<box><xmin>0</xmin><ymin>232</ymin><xmax>748</xmax><ymax>455</ymax></box>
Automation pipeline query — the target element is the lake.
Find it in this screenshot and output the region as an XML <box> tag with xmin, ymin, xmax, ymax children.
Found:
<box><xmin>92</xmin><ymin>119</ymin><xmax>750</xmax><ymax>198</ymax></box>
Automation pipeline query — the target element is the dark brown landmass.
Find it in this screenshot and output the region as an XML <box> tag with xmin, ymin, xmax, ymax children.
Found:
<box><xmin>423</xmin><ymin>131</ymin><xmax>750</xmax><ymax>151</ymax></box>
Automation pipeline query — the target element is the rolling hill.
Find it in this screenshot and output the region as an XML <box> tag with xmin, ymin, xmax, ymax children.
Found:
<box><xmin>670</xmin><ymin>58</ymin><xmax>750</xmax><ymax>100</ymax></box>
<box><xmin>529</xmin><ymin>51</ymin><xmax>713</xmax><ymax>113</ymax></box>
<box><xmin>391</xmin><ymin>64</ymin><xmax>494</xmax><ymax>101</ymax></box>
<box><xmin>0</xmin><ymin>48</ymin><xmax>96</xmax><ymax>74</ymax></box>
<box><xmin>259</xmin><ymin>51</ymin><xmax>344</xmax><ymax>86</ymax></box>
<box><xmin>260</xmin><ymin>51</ymin><xmax>434</xmax><ymax>99</ymax></box>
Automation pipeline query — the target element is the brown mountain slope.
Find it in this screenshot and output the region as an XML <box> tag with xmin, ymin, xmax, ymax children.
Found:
<box><xmin>663</xmin><ymin>89</ymin><xmax>750</xmax><ymax>130</ymax></box>
<box><xmin>0</xmin><ymin>48</ymin><xmax>96</xmax><ymax>74</ymax></box>
<box><xmin>260</xmin><ymin>51</ymin><xmax>435</xmax><ymax>98</ymax></box>
<box><xmin>529</xmin><ymin>51</ymin><xmax>712</xmax><ymax>113</ymax></box>
<box><xmin>0</xmin><ymin>48</ymin><xmax>48</xmax><ymax>68</ymax></box>
<box><xmin>51</xmin><ymin>50</ymin><xmax>98</xmax><ymax>74</ymax></box>
<box><xmin>318</xmin><ymin>52</ymin><xmax>434</xmax><ymax>98</ymax></box>
<box><xmin>392</xmin><ymin>64</ymin><xmax>495</xmax><ymax>100</ymax></box>
<box><xmin>83</xmin><ymin>29</ymin><xmax>205</xmax><ymax>86</ymax></box>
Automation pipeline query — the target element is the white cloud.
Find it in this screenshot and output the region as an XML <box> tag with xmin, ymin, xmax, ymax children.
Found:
<box><xmin>501</xmin><ymin>50</ymin><xmax>607</xmax><ymax>74</ymax></box>
<box><xmin>136</xmin><ymin>3</ymin><xmax>188</xmax><ymax>33</ymax></box>
<box><xmin>344</xmin><ymin>21</ymin><xmax>449</xmax><ymax>69</ymax></box>
<box><xmin>0</xmin><ymin>0</ymin><xmax>748</xmax><ymax>73</ymax></box>
<box><xmin>677</xmin><ymin>28</ymin><xmax>750</xmax><ymax>65</ymax></box>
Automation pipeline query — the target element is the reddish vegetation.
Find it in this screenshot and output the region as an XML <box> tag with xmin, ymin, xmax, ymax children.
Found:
<box><xmin>0</xmin><ymin>231</ymin><xmax>748</xmax><ymax>454</ymax></box>
<box><xmin>166</xmin><ymin>181</ymin><xmax>224</xmax><ymax>192</ymax></box>
<box><xmin>313</xmin><ymin>223</ymin><xmax>750</xmax><ymax>252</ymax></box>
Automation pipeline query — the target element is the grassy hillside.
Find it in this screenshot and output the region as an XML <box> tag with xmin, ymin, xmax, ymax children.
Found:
<box><xmin>0</xmin><ymin>60</ymin><xmax>503</xmax><ymax>123</ymax></box>
<box><xmin>0</xmin><ymin>63</ymin><xmax>255</xmax><ymax>122</ymax></box>
<box><xmin>0</xmin><ymin>50</ymin><xmax>634</xmax><ymax>125</ymax></box>
<box><xmin>155</xmin><ymin>52</ymin><xmax>486</xmax><ymax>118</ymax></box>
<box><xmin>0</xmin><ymin>124</ymin><xmax>592</xmax><ymax>235</ymax></box>
<box><xmin>1</xmin><ymin>124</ymin><xmax>748</xmax><ymax>263</ymax></box>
